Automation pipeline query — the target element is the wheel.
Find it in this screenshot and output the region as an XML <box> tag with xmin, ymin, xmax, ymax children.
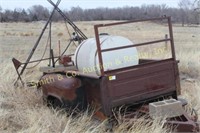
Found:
<box><xmin>47</xmin><ymin>96</ymin><xmax>63</xmax><ymax>109</ymax></box>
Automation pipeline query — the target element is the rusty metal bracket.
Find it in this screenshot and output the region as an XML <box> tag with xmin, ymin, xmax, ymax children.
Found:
<box><xmin>12</xmin><ymin>58</ymin><xmax>24</xmax><ymax>86</ymax></box>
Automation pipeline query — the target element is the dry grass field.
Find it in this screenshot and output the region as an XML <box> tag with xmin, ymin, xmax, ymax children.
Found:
<box><xmin>0</xmin><ymin>20</ymin><xmax>200</xmax><ymax>133</ymax></box>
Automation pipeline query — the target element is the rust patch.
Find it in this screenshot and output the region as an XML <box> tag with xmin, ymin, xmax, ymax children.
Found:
<box><xmin>40</xmin><ymin>74</ymin><xmax>81</xmax><ymax>101</ymax></box>
<box><xmin>94</xmin><ymin>111</ymin><xmax>108</xmax><ymax>121</ymax></box>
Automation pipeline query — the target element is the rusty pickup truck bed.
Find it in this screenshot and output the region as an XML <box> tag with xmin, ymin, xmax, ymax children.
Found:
<box><xmin>80</xmin><ymin>58</ymin><xmax>180</xmax><ymax>116</ymax></box>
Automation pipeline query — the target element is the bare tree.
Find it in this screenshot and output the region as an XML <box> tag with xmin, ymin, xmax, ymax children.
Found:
<box><xmin>0</xmin><ymin>3</ymin><xmax>199</xmax><ymax>24</ymax></box>
<box><xmin>192</xmin><ymin>0</ymin><xmax>200</xmax><ymax>24</ymax></box>
<box><xmin>28</xmin><ymin>5</ymin><xmax>49</xmax><ymax>21</ymax></box>
<box><xmin>20</xmin><ymin>9</ymin><xmax>30</xmax><ymax>22</ymax></box>
<box><xmin>178</xmin><ymin>0</ymin><xmax>192</xmax><ymax>26</ymax></box>
<box><xmin>194</xmin><ymin>0</ymin><xmax>200</xmax><ymax>8</ymax></box>
<box><xmin>0</xmin><ymin>6</ymin><xmax>2</xmax><ymax>22</ymax></box>
<box><xmin>12</xmin><ymin>8</ymin><xmax>22</xmax><ymax>22</ymax></box>
<box><xmin>69</xmin><ymin>7</ymin><xmax>85</xmax><ymax>21</ymax></box>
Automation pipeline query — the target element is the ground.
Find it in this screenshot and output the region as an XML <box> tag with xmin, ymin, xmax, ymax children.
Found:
<box><xmin>0</xmin><ymin>20</ymin><xmax>200</xmax><ymax>133</ymax></box>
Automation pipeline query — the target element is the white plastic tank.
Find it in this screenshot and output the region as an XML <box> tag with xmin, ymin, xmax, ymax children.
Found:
<box><xmin>74</xmin><ymin>35</ymin><xmax>138</xmax><ymax>75</ymax></box>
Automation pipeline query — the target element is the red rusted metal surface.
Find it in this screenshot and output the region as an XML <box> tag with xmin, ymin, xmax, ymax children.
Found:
<box><xmin>165</xmin><ymin>114</ymin><xmax>198</xmax><ymax>132</ymax></box>
<box><xmin>93</xmin><ymin>16</ymin><xmax>175</xmax><ymax>76</ymax></box>
<box><xmin>37</xmin><ymin>16</ymin><xmax>199</xmax><ymax>132</ymax></box>
<box><xmin>101</xmin><ymin>39</ymin><xmax>171</xmax><ymax>52</ymax></box>
<box><xmin>40</xmin><ymin>74</ymin><xmax>81</xmax><ymax>102</ymax></box>
<box><xmin>79</xmin><ymin>17</ymin><xmax>199</xmax><ymax>132</ymax></box>
<box><xmin>59</xmin><ymin>55</ymin><xmax>72</xmax><ymax>66</ymax></box>
<box><xmin>168</xmin><ymin>17</ymin><xmax>176</xmax><ymax>60</ymax></box>
<box><xmin>85</xmin><ymin>59</ymin><xmax>176</xmax><ymax>116</ymax></box>
<box><xmin>106</xmin><ymin>59</ymin><xmax>177</xmax><ymax>107</ymax></box>
<box><xmin>94</xmin><ymin>25</ymin><xmax>105</xmax><ymax>76</ymax></box>
<box><xmin>120</xmin><ymin>105</ymin><xmax>200</xmax><ymax>132</ymax></box>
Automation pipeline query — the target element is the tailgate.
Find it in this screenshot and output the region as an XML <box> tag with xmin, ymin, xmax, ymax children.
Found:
<box><xmin>106</xmin><ymin>59</ymin><xmax>178</xmax><ymax>108</ymax></box>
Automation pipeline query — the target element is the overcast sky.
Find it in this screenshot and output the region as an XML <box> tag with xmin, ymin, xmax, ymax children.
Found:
<box><xmin>0</xmin><ymin>0</ymin><xmax>180</xmax><ymax>10</ymax></box>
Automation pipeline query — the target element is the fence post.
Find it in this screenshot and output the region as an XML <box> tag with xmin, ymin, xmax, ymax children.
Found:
<box><xmin>165</xmin><ymin>34</ymin><xmax>168</xmax><ymax>50</ymax></box>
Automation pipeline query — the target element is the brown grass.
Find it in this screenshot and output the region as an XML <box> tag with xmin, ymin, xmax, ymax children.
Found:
<box><xmin>57</xmin><ymin>32</ymin><xmax>64</xmax><ymax>37</ymax></box>
<box><xmin>0</xmin><ymin>21</ymin><xmax>199</xmax><ymax>132</ymax></box>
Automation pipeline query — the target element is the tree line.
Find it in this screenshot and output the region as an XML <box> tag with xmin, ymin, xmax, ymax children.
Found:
<box><xmin>0</xmin><ymin>0</ymin><xmax>199</xmax><ymax>26</ymax></box>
